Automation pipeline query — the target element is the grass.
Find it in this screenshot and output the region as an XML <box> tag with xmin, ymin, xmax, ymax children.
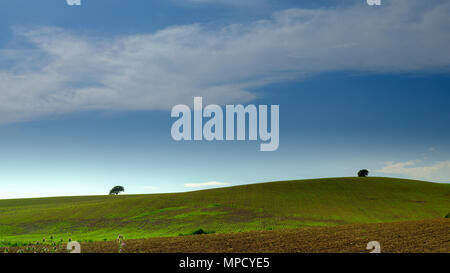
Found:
<box><xmin>0</xmin><ymin>177</ymin><xmax>449</xmax><ymax>246</ymax></box>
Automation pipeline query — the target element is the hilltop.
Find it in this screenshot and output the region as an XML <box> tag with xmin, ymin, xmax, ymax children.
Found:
<box><xmin>0</xmin><ymin>177</ymin><xmax>449</xmax><ymax>245</ymax></box>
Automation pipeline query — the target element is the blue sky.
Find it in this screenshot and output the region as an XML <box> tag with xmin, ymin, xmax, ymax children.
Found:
<box><xmin>0</xmin><ymin>0</ymin><xmax>449</xmax><ymax>199</ymax></box>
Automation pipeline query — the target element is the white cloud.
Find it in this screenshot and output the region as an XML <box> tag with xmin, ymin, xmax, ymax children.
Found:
<box><xmin>1</xmin><ymin>0</ymin><xmax>450</xmax><ymax>124</ymax></box>
<box><xmin>377</xmin><ymin>160</ymin><xmax>450</xmax><ymax>182</ymax></box>
<box><xmin>184</xmin><ymin>181</ymin><xmax>229</xmax><ymax>188</ymax></box>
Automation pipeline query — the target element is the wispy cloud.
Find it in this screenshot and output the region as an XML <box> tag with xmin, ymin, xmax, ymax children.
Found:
<box><xmin>1</xmin><ymin>0</ymin><xmax>450</xmax><ymax>124</ymax></box>
<box><xmin>377</xmin><ymin>160</ymin><xmax>450</xmax><ymax>182</ymax></box>
<box><xmin>184</xmin><ymin>181</ymin><xmax>229</xmax><ymax>188</ymax></box>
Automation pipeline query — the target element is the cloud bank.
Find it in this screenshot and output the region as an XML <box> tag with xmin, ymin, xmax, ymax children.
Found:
<box><xmin>377</xmin><ymin>160</ymin><xmax>450</xmax><ymax>182</ymax></box>
<box><xmin>1</xmin><ymin>0</ymin><xmax>450</xmax><ymax>124</ymax></box>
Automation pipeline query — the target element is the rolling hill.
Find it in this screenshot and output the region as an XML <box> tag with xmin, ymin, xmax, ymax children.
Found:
<box><xmin>0</xmin><ymin>177</ymin><xmax>449</xmax><ymax>246</ymax></box>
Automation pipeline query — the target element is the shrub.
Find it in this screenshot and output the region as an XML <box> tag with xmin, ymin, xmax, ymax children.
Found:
<box><xmin>193</xmin><ymin>228</ymin><xmax>208</xmax><ymax>235</ymax></box>
<box><xmin>445</xmin><ymin>213</ymin><xmax>450</xmax><ymax>218</ymax></box>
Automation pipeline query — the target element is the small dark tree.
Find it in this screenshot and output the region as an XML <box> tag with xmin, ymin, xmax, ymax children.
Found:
<box><xmin>109</xmin><ymin>186</ymin><xmax>125</xmax><ymax>195</ymax></box>
<box><xmin>358</xmin><ymin>169</ymin><xmax>369</xmax><ymax>177</ymax></box>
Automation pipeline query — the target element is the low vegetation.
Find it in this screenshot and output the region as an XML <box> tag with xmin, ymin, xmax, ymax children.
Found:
<box><xmin>2</xmin><ymin>236</ymin><xmax>71</xmax><ymax>253</ymax></box>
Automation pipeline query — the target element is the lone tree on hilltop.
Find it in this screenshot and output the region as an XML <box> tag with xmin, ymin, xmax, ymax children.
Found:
<box><xmin>358</xmin><ymin>169</ymin><xmax>369</xmax><ymax>177</ymax></box>
<box><xmin>109</xmin><ymin>186</ymin><xmax>125</xmax><ymax>195</ymax></box>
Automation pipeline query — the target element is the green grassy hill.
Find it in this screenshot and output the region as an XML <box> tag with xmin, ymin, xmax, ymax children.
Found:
<box><xmin>0</xmin><ymin>177</ymin><xmax>449</xmax><ymax>245</ymax></box>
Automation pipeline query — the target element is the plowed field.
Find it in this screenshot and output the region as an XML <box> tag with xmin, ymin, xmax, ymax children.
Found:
<box><xmin>78</xmin><ymin>218</ymin><xmax>449</xmax><ymax>253</ymax></box>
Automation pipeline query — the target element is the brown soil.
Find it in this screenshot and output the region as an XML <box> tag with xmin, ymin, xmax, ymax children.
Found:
<box><xmin>79</xmin><ymin>218</ymin><xmax>449</xmax><ymax>253</ymax></box>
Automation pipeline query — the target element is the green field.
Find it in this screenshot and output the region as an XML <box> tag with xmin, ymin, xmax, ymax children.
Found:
<box><xmin>0</xmin><ymin>177</ymin><xmax>449</xmax><ymax>246</ymax></box>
